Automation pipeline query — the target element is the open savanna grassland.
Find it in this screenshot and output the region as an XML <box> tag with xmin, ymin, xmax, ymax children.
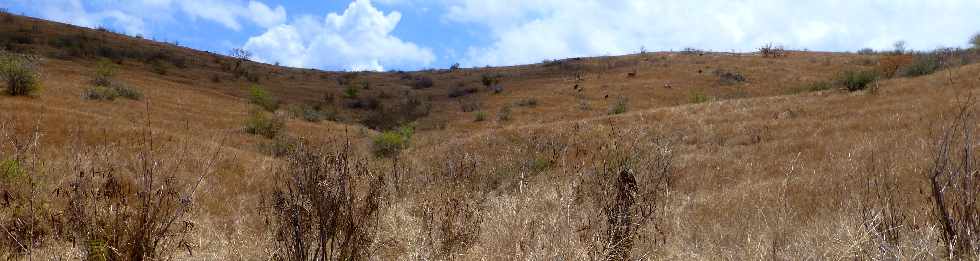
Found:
<box><xmin>4</xmin><ymin>11</ymin><xmax>980</xmax><ymax>260</ymax></box>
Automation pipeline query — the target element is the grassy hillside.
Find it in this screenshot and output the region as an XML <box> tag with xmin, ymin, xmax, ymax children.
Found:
<box><xmin>3</xmin><ymin>11</ymin><xmax>980</xmax><ymax>260</ymax></box>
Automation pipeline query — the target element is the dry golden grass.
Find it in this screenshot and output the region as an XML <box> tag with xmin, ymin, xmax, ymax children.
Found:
<box><xmin>4</xmin><ymin>12</ymin><xmax>980</xmax><ymax>260</ymax></box>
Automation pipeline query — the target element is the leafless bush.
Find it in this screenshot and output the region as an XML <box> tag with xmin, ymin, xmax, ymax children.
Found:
<box><xmin>59</xmin><ymin>128</ymin><xmax>223</xmax><ymax>260</ymax></box>
<box><xmin>759</xmin><ymin>43</ymin><xmax>786</xmax><ymax>58</ymax></box>
<box><xmin>574</xmin><ymin>134</ymin><xmax>673</xmax><ymax>260</ymax></box>
<box><xmin>0</xmin><ymin>124</ymin><xmax>45</xmax><ymax>257</ymax></box>
<box><xmin>858</xmin><ymin>151</ymin><xmax>912</xmax><ymax>259</ymax></box>
<box><xmin>927</xmin><ymin>103</ymin><xmax>980</xmax><ymax>258</ymax></box>
<box><xmin>267</xmin><ymin>140</ymin><xmax>386</xmax><ymax>260</ymax></box>
<box><xmin>411</xmin><ymin>151</ymin><xmax>484</xmax><ymax>259</ymax></box>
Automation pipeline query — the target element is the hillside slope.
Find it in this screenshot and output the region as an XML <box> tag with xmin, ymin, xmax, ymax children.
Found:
<box><xmin>2</xmin><ymin>12</ymin><xmax>979</xmax><ymax>260</ymax></box>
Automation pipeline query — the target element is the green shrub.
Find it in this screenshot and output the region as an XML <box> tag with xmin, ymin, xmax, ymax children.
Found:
<box><xmin>372</xmin><ymin>125</ymin><xmax>413</xmax><ymax>158</ymax></box>
<box><xmin>288</xmin><ymin>104</ymin><xmax>330</xmax><ymax>122</ymax></box>
<box><xmin>807</xmin><ymin>81</ymin><xmax>833</xmax><ymax>92</ymax></box>
<box><xmin>0</xmin><ymin>159</ymin><xmax>23</xmax><ymax>180</ymax></box>
<box><xmin>344</xmin><ymin>85</ymin><xmax>359</xmax><ymax>98</ymax></box>
<box><xmin>244</xmin><ymin>110</ymin><xmax>285</xmax><ymax>138</ymax></box>
<box><xmin>689</xmin><ymin>91</ymin><xmax>711</xmax><ymax>104</ymax></box>
<box><xmin>474</xmin><ymin>111</ymin><xmax>487</xmax><ymax>122</ymax></box>
<box><xmin>113</xmin><ymin>83</ymin><xmax>143</xmax><ymax>100</ymax></box>
<box><xmin>82</xmin><ymin>85</ymin><xmax>119</xmax><ymax>101</ymax></box>
<box><xmin>898</xmin><ymin>54</ymin><xmax>940</xmax><ymax>77</ymax></box>
<box><xmin>82</xmin><ymin>83</ymin><xmax>142</xmax><ymax>101</ymax></box>
<box><xmin>481</xmin><ymin>73</ymin><xmax>499</xmax><ymax>87</ymax></box>
<box><xmin>150</xmin><ymin>60</ymin><xmax>168</xmax><ymax>75</ymax></box>
<box><xmin>249</xmin><ymin>85</ymin><xmax>278</xmax><ymax>112</ymax></box>
<box><xmin>840</xmin><ymin>70</ymin><xmax>878</xmax><ymax>91</ymax></box>
<box><xmin>609</xmin><ymin>96</ymin><xmax>629</xmax><ymax>114</ymax></box>
<box><xmin>498</xmin><ymin>105</ymin><xmax>513</xmax><ymax>121</ymax></box>
<box><xmin>0</xmin><ymin>52</ymin><xmax>41</xmax><ymax>96</ymax></box>
<box><xmin>514</xmin><ymin>98</ymin><xmax>539</xmax><ymax>107</ymax></box>
<box><xmin>93</xmin><ymin>59</ymin><xmax>116</xmax><ymax>86</ymax></box>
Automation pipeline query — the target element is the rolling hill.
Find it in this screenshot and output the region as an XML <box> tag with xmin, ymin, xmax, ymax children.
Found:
<box><xmin>2</xmin><ymin>11</ymin><xmax>980</xmax><ymax>260</ymax></box>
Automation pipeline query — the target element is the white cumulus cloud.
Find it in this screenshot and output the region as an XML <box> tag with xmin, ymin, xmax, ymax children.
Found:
<box><xmin>244</xmin><ymin>0</ymin><xmax>435</xmax><ymax>71</ymax></box>
<box><xmin>443</xmin><ymin>0</ymin><xmax>980</xmax><ymax>67</ymax></box>
<box><xmin>21</xmin><ymin>0</ymin><xmax>287</xmax><ymax>34</ymax></box>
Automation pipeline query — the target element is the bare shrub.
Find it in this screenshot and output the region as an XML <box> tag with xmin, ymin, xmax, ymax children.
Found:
<box><xmin>759</xmin><ymin>43</ymin><xmax>786</xmax><ymax>58</ymax></box>
<box><xmin>0</xmin><ymin>124</ymin><xmax>46</xmax><ymax>256</ymax></box>
<box><xmin>59</xmin><ymin>126</ymin><xmax>223</xmax><ymax>260</ymax></box>
<box><xmin>412</xmin><ymin>152</ymin><xmax>485</xmax><ymax>259</ymax></box>
<box><xmin>858</xmin><ymin>152</ymin><xmax>912</xmax><ymax>259</ymax></box>
<box><xmin>267</xmin><ymin>141</ymin><xmax>387</xmax><ymax>260</ymax></box>
<box><xmin>574</xmin><ymin>134</ymin><xmax>673</xmax><ymax>260</ymax></box>
<box><xmin>927</xmin><ymin>103</ymin><xmax>980</xmax><ymax>257</ymax></box>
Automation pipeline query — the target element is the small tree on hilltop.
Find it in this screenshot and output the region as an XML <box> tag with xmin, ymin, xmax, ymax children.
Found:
<box><xmin>971</xmin><ymin>33</ymin><xmax>980</xmax><ymax>50</ymax></box>
<box><xmin>229</xmin><ymin>48</ymin><xmax>252</xmax><ymax>72</ymax></box>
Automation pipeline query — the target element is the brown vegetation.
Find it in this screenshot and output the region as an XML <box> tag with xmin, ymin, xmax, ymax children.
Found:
<box><xmin>4</xmin><ymin>12</ymin><xmax>980</xmax><ymax>260</ymax></box>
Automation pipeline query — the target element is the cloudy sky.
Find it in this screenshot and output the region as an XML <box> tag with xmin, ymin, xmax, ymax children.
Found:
<box><xmin>4</xmin><ymin>0</ymin><xmax>980</xmax><ymax>71</ymax></box>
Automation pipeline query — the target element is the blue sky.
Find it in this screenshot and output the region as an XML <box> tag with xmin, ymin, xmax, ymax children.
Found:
<box><xmin>3</xmin><ymin>0</ymin><xmax>980</xmax><ymax>71</ymax></box>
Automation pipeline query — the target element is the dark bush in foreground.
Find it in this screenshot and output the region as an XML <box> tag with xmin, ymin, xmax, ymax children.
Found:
<box><xmin>268</xmin><ymin>142</ymin><xmax>386</xmax><ymax>260</ymax></box>
<box><xmin>0</xmin><ymin>51</ymin><xmax>41</xmax><ymax>96</ymax></box>
<box><xmin>840</xmin><ymin>70</ymin><xmax>878</xmax><ymax>92</ymax></box>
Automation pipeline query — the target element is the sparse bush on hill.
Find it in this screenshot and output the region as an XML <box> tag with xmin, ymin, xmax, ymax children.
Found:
<box><xmin>150</xmin><ymin>60</ymin><xmax>168</xmax><ymax>75</ymax></box>
<box><xmin>805</xmin><ymin>81</ymin><xmax>832</xmax><ymax>92</ymax></box>
<box><xmin>288</xmin><ymin>103</ymin><xmax>332</xmax><ymax>122</ymax></box>
<box><xmin>609</xmin><ymin>96</ymin><xmax>629</xmax><ymax>115</ymax></box>
<box><xmin>893</xmin><ymin>41</ymin><xmax>907</xmax><ymax>55</ymax></box>
<box><xmin>244</xmin><ymin>109</ymin><xmax>285</xmax><ymax>138</ymax></box>
<box><xmin>971</xmin><ymin>33</ymin><xmax>980</xmax><ymax>49</ymax></box>
<box><xmin>459</xmin><ymin>98</ymin><xmax>481</xmax><ymax>112</ymax></box>
<box><xmin>514</xmin><ymin>98</ymin><xmax>538</xmax><ymax>107</ymax></box>
<box><xmin>481</xmin><ymin>73</ymin><xmax>500</xmax><ymax>88</ymax></box>
<box><xmin>372</xmin><ymin>125</ymin><xmax>413</xmax><ymax>158</ymax></box>
<box><xmin>448</xmin><ymin>85</ymin><xmax>479</xmax><ymax>98</ymax></box>
<box><xmin>759</xmin><ymin>43</ymin><xmax>786</xmax><ymax>57</ymax></box>
<box><xmin>857</xmin><ymin>48</ymin><xmax>877</xmax><ymax>55</ymax></box>
<box><xmin>840</xmin><ymin>70</ymin><xmax>878</xmax><ymax>91</ymax></box>
<box><xmin>681</xmin><ymin>47</ymin><xmax>705</xmax><ymax>56</ymax></box>
<box><xmin>474</xmin><ymin>111</ymin><xmax>487</xmax><ymax>122</ymax></box>
<box><xmin>714</xmin><ymin>69</ymin><xmax>747</xmax><ymax>85</ymax></box>
<box><xmin>497</xmin><ymin>105</ymin><xmax>512</xmax><ymax>122</ymax></box>
<box><xmin>361</xmin><ymin>94</ymin><xmax>430</xmax><ymax>131</ymax></box>
<box><xmin>248</xmin><ymin>85</ymin><xmax>278</xmax><ymax>112</ymax></box>
<box><xmin>85</xmin><ymin>59</ymin><xmax>142</xmax><ymax>101</ymax></box>
<box><xmin>898</xmin><ymin>53</ymin><xmax>941</xmax><ymax>77</ymax></box>
<box><xmin>344</xmin><ymin>84</ymin><xmax>359</xmax><ymax>98</ymax></box>
<box><xmin>689</xmin><ymin>91</ymin><xmax>711</xmax><ymax>103</ymax></box>
<box><xmin>0</xmin><ymin>51</ymin><xmax>41</xmax><ymax>96</ymax></box>
<box><xmin>93</xmin><ymin>59</ymin><xmax>116</xmax><ymax>86</ymax></box>
<box><xmin>413</xmin><ymin>76</ymin><xmax>434</xmax><ymax>89</ymax></box>
<box><xmin>877</xmin><ymin>55</ymin><xmax>914</xmax><ymax>78</ymax></box>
